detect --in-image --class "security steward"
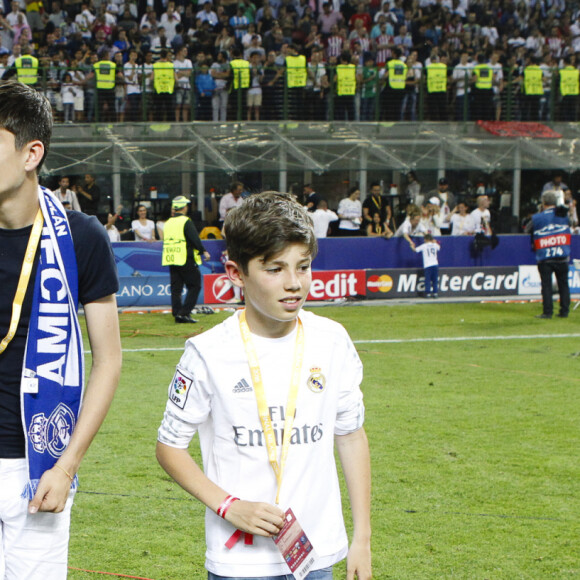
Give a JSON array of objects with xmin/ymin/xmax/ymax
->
[
  {"xmin": 162, "ymin": 196, "xmax": 211, "ymax": 323},
  {"xmin": 153, "ymin": 48, "xmax": 175, "ymax": 121},
  {"xmin": 383, "ymin": 47, "xmax": 407, "ymax": 121},
  {"xmin": 426, "ymin": 53, "xmax": 448, "ymax": 121},
  {"xmin": 559, "ymin": 56, "xmax": 579, "ymax": 122},
  {"xmin": 334, "ymin": 50, "xmax": 356, "ymax": 120},
  {"xmin": 531, "ymin": 190, "xmax": 571, "ymax": 319},
  {"xmin": 522, "ymin": 56, "xmax": 543, "ymax": 121},
  {"xmin": 230, "ymin": 46, "xmax": 250, "ymax": 118},
  {"xmin": 93, "ymin": 50, "xmax": 116, "ymax": 122},
  {"xmin": 471, "ymin": 53, "xmax": 493, "ymax": 120},
  {"xmin": 285, "ymin": 44, "xmax": 307, "ymax": 120},
  {"xmin": 14, "ymin": 49, "xmax": 39, "ymax": 87}
]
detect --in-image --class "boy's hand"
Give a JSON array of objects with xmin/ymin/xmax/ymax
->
[
  {"xmin": 28, "ymin": 466, "xmax": 72, "ymax": 514},
  {"xmin": 346, "ymin": 537, "xmax": 372, "ymax": 579},
  {"xmin": 225, "ymin": 500, "xmax": 285, "ymax": 537}
]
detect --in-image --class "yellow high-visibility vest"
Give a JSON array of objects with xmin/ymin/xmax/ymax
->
[
  {"xmin": 15, "ymin": 56, "xmax": 38, "ymax": 85},
  {"xmin": 426, "ymin": 62, "xmax": 447, "ymax": 93},
  {"xmin": 387, "ymin": 59, "xmax": 407, "ymax": 90},
  {"xmin": 153, "ymin": 61, "xmax": 175, "ymax": 93},
  {"xmin": 524, "ymin": 65, "xmax": 543, "ymax": 95},
  {"xmin": 230, "ymin": 59, "xmax": 250, "ymax": 89},
  {"xmin": 336, "ymin": 64, "xmax": 356, "ymax": 96},
  {"xmin": 286, "ymin": 54, "xmax": 307, "ymax": 88},
  {"xmin": 560, "ymin": 66, "xmax": 579, "ymax": 96},
  {"xmin": 473, "ymin": 64, "xmax": 493, "ymax": 89},
  {"xmin": 162, "ymin": 215, "xmax": 189, "ymax": 266},
  {"xmin": 93, "ymin": 60, "xmax": 116, "ymax": 89}
]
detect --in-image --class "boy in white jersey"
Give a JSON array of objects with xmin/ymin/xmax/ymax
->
[
  {"xmin": 414, "ymin": 233, "xmax": 440, "ymax": 298},
  {"xmin": 157, "ymin": 192, "xmax": 372, "ymax": 580}
]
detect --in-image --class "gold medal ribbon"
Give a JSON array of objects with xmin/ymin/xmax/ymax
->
[
  {"xmin": 239, "ymin": 309, "xmax": 304, "ymax": 505},
  {"xmin": 0, "ymin": 209, "xmax": 44, "ymax": 355}
]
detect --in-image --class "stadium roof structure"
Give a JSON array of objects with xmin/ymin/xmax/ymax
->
[{"xmin": 44, "ymin": 121, "xmax": 580, "ymax": 178}]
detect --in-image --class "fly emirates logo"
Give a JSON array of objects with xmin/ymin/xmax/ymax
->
[{"xmin": 233, "ymin": 405, "xmax": 324, "ymax": 447}]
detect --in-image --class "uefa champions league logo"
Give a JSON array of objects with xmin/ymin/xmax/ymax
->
[{"xmin": 28, "ymin": 403, "xmax": 76, "ymax": 458}]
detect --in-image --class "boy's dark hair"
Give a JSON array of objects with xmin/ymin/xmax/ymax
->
[
  {"xmin": 0, "ymin": 81, "xmax": 53, "ymax": 171},
  {"xmin": 424, "ymin": 233, "xmax": 434, "ymax": 241},
  {"xmin": 224, "ymin": 191, "xmax": 318, "ymax": 274}
]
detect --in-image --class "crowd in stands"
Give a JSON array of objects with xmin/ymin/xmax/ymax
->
[
  {"xmin": 3, "ymin": 0, "xmax": 580, "ymax": 122},
  {"xmin": 52, "ymin": 170, "xmax": 578, "ymax": 242}
]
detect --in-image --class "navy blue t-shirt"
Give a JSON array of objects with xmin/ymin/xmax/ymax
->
[{"xmin": 0, "ymin": 211, "xmax": 119, "ymax": 458}]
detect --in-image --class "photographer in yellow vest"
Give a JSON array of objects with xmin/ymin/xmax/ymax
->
[
  {"xmin": 162, "ymin": 196, "xmax": 210, "ymax": 323},
  {"xmin": 285, "ymin": 44, "xmax": 307, "ymax": 119},
  {"xmin": 93, "ymin": 51, "xmax": 116, "ymax": 122},
  {"xmin": 558, "ymin": 56, "xmax": 579, "ymax": 121},
  {"xmin": 426, "ymin": 53, "xmax": 448, "ymax": 121},
  {"xmin": 153, "ymin": 49, "xmax": 175, "ymax": 121}
]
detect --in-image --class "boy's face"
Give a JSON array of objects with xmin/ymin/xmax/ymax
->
[{"xmin": 227, "ymin": 243, "xmax": 312, "ymax": 337}]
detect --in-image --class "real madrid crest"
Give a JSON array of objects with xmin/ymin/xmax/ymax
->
[{"xmin": 307, "ymin": 367, "xmax": 326, "ymax": 393}]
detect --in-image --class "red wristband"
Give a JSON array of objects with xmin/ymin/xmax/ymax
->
[{"xmin": 217, "ymin": 495, "xmax": 239, "ymax": 519}]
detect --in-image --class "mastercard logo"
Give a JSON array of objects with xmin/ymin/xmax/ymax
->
[{"xmin": 367, "ymin": 274, "xmax": 393, "ymax": 293}]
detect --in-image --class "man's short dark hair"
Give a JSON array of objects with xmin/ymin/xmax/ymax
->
[{"xmin": 0, "ymin": 81, "xmax": 53, "ymax": 171}]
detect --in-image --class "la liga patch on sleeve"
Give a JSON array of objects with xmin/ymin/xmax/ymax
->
[{"xmin": 169, "ymin": 369, "xmax": 193, "ymax": 409}]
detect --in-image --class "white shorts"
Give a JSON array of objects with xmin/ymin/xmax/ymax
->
[
  {"xmin": 247, "ymin": 91, "xmax": 262, "ymax": 107},
  {"xmin": 0, "ymin": 458, "xmax": 75, "ymax": 580}
]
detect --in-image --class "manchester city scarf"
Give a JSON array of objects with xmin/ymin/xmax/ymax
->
[{"xmin": 21, "ymin": 186, "xmax": 84, "ymax": 499}]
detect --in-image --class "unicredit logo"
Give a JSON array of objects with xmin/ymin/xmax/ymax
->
[{"xmin": 211, "ymin": 275, "xmax": 236, "ymax": 302}]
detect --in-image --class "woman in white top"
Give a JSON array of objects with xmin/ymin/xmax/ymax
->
[
  {"xmin": 337, "ymin": 186, "xmax": 363, "ymax": 236},
  {"xmin": 131, "ymin": 204, "xmax": 156, "ymax": 242}
]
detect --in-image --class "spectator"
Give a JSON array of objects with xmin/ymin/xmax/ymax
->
[
  {"xmin": 113, "ymin": 51, "xmax": 126, "ymax": 122},
  {"xmin": 430, "ymin": 177, "xmax": 456, "ymax": 234},
  {"xmin": 366, "ymin": 211, "xmax": 393, "ymax": 238},
  {"xmin": 337, "ymin": 186, "xmax": 363, "ymax": 236},
  {"xmin": 247, "ymin": 50, "xmax": 263, "ymax": 120},
  {"xmin": 211, "ymin": 50, "xmax": 231, "ymax": 121},
  {"xmin": 405, "ymin": 171, "xmax": 422, "ymax": 206},
  {"xmin": 195, "ymin": 61, "xmax": 215, "ymax": 120},
  {"xmin": 196, "ymin": 1, "xmax": 218, "ymax": 28},
  {"xmin": 160, "ymin": 1, "xmax": 181, "ymax": 43},
  {"xmin": 421, "ymin": 197, "xmax": 443, "ymax": 236},
  {"xmin": 218, "ymin": 181, "xmax": 245, "ymax": 226},
  {"xmin": 542, "ymin": 173, "xmax": 571, "ymax": 206},
  {"xmin": 311, "ymin": 198, "xmax": 339, "ymax": 237},
  {"xmin": 470, "ymin": 194, "xmax": 492, "ymax": 235},
  {"xmin": 124, "ymin": 48, "xmax": 142, "ymax": 121},
  {"xmin": 395, "ymin": 205, "xmax": 427, "ymax": 247},
  {"xmin": 105, "ymin": 212, "xmax": 121, "ymax": 242},
  {"xmin": 445, "ymin": 201, "xmax": 473, "ymax": 236},
  {"xmin": 77, "ymin": 174, "xmax": 101, "ymax": 216},
  {"xmin": 230, "ymin": 5, "xmax": 249, "ymax": 43},
  {"xmin": 53, "ymin": 176, "xmax": 82, "ymax": 211},
  {"xmin": 174, "ymin": 45, "xmax": 193, "ymax": 122},
  {"xmin": 132, "ymin": 204, "xmax": 156, "ymax": 242},
  {"xmin": 362, "ymin": 181, "xmax": 392, "ymax": 231},
  {"xmin": 318, "ymin": 2, "xmax": 343, "ymax": 37}
]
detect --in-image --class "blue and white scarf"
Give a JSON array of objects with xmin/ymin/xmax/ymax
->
[{"xmin": 21, "ymin": 186, "xmax": 84, "ymax": 499}]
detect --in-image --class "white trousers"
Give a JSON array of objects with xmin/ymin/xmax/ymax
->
[{"xmin": 0, "ymin": 458, "xmax": 74, "ymax": 580}]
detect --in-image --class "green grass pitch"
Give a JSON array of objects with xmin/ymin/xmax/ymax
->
[{"xmin": 68, "ymin": 302, "xmax": 579, "ymax": 579}]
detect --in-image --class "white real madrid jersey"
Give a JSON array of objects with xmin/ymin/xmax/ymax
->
[{"xmin": 158, "ymin": 309, "xmax": 365, "ymax": 577}]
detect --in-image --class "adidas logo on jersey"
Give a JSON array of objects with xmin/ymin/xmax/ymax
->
[{"xmin": 232, "ymin": 378, "xmax": 253, "ymax": 394}]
